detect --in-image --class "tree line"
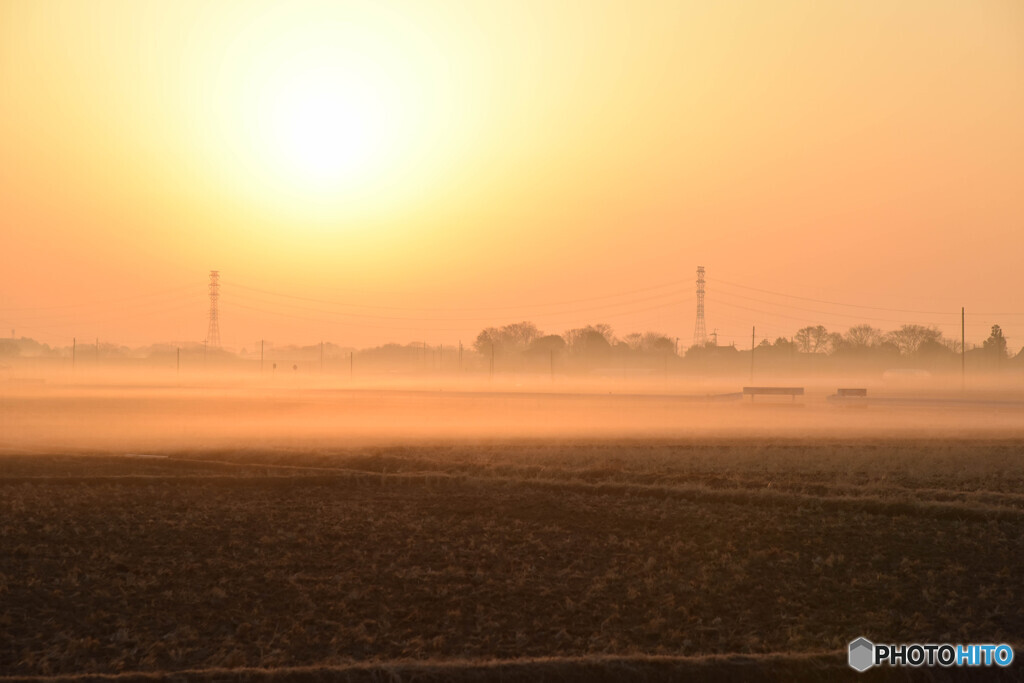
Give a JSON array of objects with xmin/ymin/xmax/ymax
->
[
  {"xmin": 0, "ymin": 322, "xmax": 1015, "ymax": 372},
  {"xmin": 759, "ymin": 323, "xmax": 1008, "ymax": 358},
  {"xmin": 468, "ymin": 321, "xmax": 1012, "ymax": 358}
]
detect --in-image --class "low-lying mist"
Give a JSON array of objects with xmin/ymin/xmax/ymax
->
[{"xmin": 3, "ymin": 364, "xmax": 1023, "ymax": 454}]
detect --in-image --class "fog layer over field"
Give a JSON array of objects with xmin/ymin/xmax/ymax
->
[
  {"xmin": 3, "ymin": 366, "xmax": 1023, "ymax": 452},
  {"xmin": 4, "ymin": 368, "xmax": 1024, "ymax": 678}
]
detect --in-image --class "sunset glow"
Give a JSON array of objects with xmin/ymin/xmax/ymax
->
[
  {"xmin": 3, "ymin": 4, "xmax": 1024, "ymax": 678},
  {"xmin": 1, "ymin": 0, "xmax": 1022, "ymax": 348}
]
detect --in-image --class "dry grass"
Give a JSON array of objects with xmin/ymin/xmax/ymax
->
[{"xmin": 2, "ymin": 439, "xmax": 1023, "ymax": 678}]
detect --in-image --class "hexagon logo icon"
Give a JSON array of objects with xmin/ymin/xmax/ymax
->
[{"xmin": 848, "ymin": 637, "xmax": 874, "ymax": 672}]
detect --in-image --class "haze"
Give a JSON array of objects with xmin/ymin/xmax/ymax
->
[
  {"xmin": 3, "ymin": 5, "xmax": 1024, "ymax": 677},
  {"xmin": 2, "ymin": 1, "xmax": 1023, "ymax": 350}
]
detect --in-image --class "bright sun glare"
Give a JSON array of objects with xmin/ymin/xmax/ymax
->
[
  {"xmin": 204, "ymin": 8, "xmax": 457, "ymax": 214},
  {"xmin": 263, "ymin": 60, "xmax": 387, "ymax": 187}
]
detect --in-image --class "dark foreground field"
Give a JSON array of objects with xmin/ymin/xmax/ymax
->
[{"xmin": 2, "ymin": 440, "xmax": 1023, "ymax": 681}]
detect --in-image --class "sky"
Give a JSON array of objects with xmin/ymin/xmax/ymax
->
[{"xmin": 1, "ymin": 0, "xmax": 1022, "ymax": 351}]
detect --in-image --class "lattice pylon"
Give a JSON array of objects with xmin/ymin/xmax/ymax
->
[
  {"xmin": 206, "ymin": 270, "xmax": 221, "ymax": 348},
  {"xmin": 693, "ymin": 266, "xmax": 706, "ymax": 347}
]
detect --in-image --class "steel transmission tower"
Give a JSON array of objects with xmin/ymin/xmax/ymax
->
[
  {"xmin": 693, "ymin": 266, "xmax": 707, "ymax": 347},
  {"xmin": 206, "ymin": 270, "xmax": 221, "ymax": 348}
]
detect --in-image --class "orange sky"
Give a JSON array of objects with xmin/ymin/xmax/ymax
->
[{"xmin": 1, "ymin": 0, "xmax": 1022, "ymax": 350}]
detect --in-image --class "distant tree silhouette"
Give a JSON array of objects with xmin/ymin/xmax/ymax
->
[
  {"xmin": 473, "ymin": 321, "xmax": 540, "ymax": 355},
  {"xmin": 794, "ymin": 325, "xmax": 829, "ymax": 353},
  {"xmin": 983, "ymin": 324, "xmax": 1008, "ymax": 357},
  {"xmin": 642, "ymin": 333, "xmax": 675, "ymax": 354},
  {"xmin": 502, "ymin": 321, "xmax": 541, "ymax": 348},
  {"xmin": 771, "ymin": 336, "xmax": 798, "ymax": 353},
  {"xmin": 752, "ymin": 337, "xmax": 798, "ymax": 363},
  {"xmin": 623, "ymin": 333, "xmax": 644, "ymax": 351},
  {"xmin": 916, "ymin": 338, "xmax": 956, "ymax": 358},
  {"xmin": 885, "ymin": 325, "xmax": 942, "ymax": 355},
  {"xmin": 564, "ymin": 325, "xmax": 614, "ymax": 356},
  {"xmin": 473, "ymin": 327, "xmax": 503, "ymax": 354},
  {"xmin": 844, "ymin": 324, "xmax": 883, "ymax": 349},
  {"xmin": 622, "ymin": 332, "xmax": 673, "ymax": 354},
  {"xmin": 527, "ymin": 334, "xmax": 566, "ymax": 355}
]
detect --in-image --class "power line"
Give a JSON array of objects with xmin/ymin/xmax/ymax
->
[
  {"xmin": 221, "ymin": 295, "xmax": 696, "ymax": 333},
  {"xmin": 706, "ymin": 297, "xmax": 956, "ymax": 328},
  {"xmin": 0, "ymin": 288, "xmax": 207, "ymax": 323},
  {"xmin": 7, "ymin": 298, "xmax": 207, "ymax": 339},
  {"xmin": 0, "ymin": 283, "xmax": 203, "ymax": 312},
  {"xmin": 221, "ymin": 277, "xmax": 692, "ymax": 313},
  {"xmin": 707, "ymin": 290, "xmax": 957, "ymax": 326},
  {"xmin": 708, "ymin": 276, "xmax": 962, "ymax": 317},
  {"xmin": 224, "ymin": 286, "xmax": 692, "ymax": 323}
]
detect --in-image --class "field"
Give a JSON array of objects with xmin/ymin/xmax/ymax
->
[{"xmin": 2, "ymin": 387, "xmax": 1024, "ymax": 680}]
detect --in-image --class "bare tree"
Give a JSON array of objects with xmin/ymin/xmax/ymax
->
[
  {"xmin": 502, "ymin": 321, "xmax": 541, "ymax": 348},
  {"xmin": 564, "ymin": 325, "xmax": 615, "ymax": 355},
  {"xmin": 794, "ymin": 325, "xmax": 830, "ymax": 353},
  {"xmin": 844, "ymin": 324, "xmax": 883, "ymax": 348},
  {"xmin": 641, "ymin": 332, "xmax": 675, "ymax": 354},
  {"xmin": 623, "ymin": 333, "xmax": 644, "ymax": 351},
  {"xmin": 885, "ymin": 325, "xmax": 942, "ymax": 355}
]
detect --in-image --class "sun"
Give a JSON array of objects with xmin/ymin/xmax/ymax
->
[
  {"xmin": 196, "ymin": 6, "xmax": 461, "ymax": 217},
  {"xmin": 260, "ymin": 56, "xmax": 390, "ymax": 189},
  {"xmin": 246, "ymin": 45, "xmax": 399, "ymax": 192}
]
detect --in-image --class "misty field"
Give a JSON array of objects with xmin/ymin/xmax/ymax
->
[{"xmin": 2, "ymin": 436, "xmax": 1023, "ymax": 681}]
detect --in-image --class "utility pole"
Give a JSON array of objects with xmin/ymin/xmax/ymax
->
[
  {"xmin": 961, "ymin": 307, "xmax": 965, "ymax": 392},
  {"xmin": 750, "ymin": 326, "xmax": 755, "ymax": 383}
]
